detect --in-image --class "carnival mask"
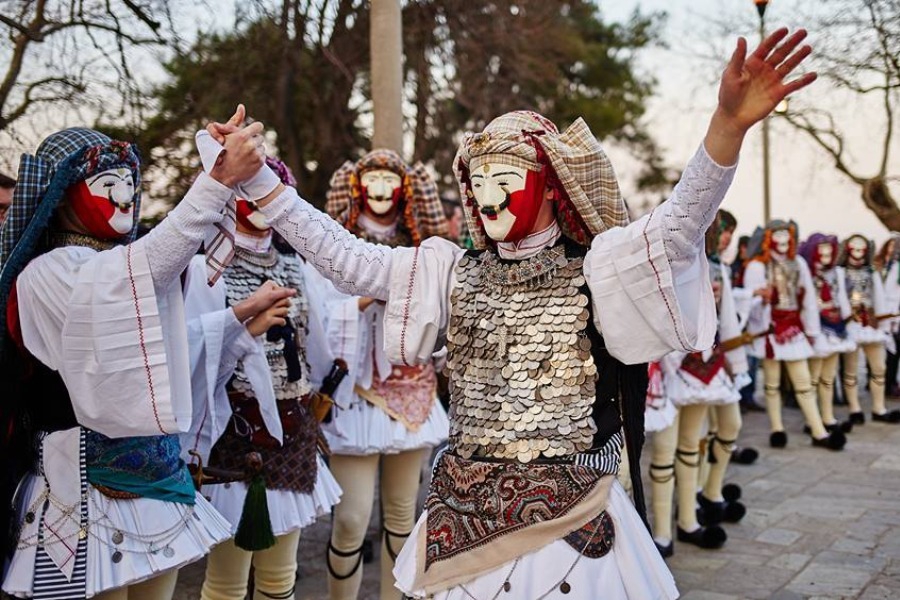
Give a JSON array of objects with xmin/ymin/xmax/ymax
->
[
  {"xmin": 771, "ymin": 229, "xmax": 791, "ymax": 256},
  {"xmin": 236, "ymin": 198, "xmax": 270, "ymax": 232},
  {"xmin": 847, "ymin": 236, "xmax": 868, "ymax": 265},
  {"xmin": 66, "ymin": 167, "xmax": 135, "ymax": 239},
  {"xmin": 470, "ymin": 163, "xmax": 547, "ymax": 242},
  {"xmin": 360, "ymin": 169, "xmax": 402, "ymax": 216},
  {"xmin": 816, "ymin": 242, "xmax": 834, "ymax": 268}
]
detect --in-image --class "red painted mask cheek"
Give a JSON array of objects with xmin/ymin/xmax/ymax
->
[
  {"xmin": 502, "ymin": 168, "xmax": 547, "ymax": 242},
  {"xmin": 66, "ymin": 181, "xmax": 122, "ymax": 240},
  {"xmin": 235, "ymin": 199, "xmax": 268, "ymax": 231}
]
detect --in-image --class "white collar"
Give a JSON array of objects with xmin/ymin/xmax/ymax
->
[
  {"xmin": 497, "ymin": 222, "xmax": 562, "ymax": 259},
  {"xmin": 235, "ymin": 229, "xmax": 273, "ymax": 253},
  {"xmin": 358, "ymin": 213, "xmax": 398, "ymax": 238}
]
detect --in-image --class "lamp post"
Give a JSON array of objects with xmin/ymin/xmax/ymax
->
[
  {"xmin": 371, "ymin": 0, "xmax": 403, "ymax": 153},
  {"xmin": 754, "ymin": 0, "xmax": 772, "ymax": 224}
]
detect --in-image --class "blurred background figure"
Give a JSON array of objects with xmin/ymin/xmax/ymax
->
[{"xmin": 0, "ymin": 172, "xmax": 15, "ymax": 227}]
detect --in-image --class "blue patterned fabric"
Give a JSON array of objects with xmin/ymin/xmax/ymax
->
[
  {"xmin": 84, "ymin": 430, "xmax": 195, "ymax": 505},
  {"xmin": 0, "ymin": 128, "xmax": 142, "ymax": 354}
]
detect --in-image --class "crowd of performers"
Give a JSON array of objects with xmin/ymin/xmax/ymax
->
[
  {"xmin": 0, "ymin": 26, "xmax": 849, "ymax": 600},
  {"xmin": 645, "ymin": 212, "xmax": 900, "ymax": 559}
]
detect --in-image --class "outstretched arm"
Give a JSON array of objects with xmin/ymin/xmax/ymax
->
[
  {"xmin": 663, "ymin": 28, "xmax": 816, "ymax": 271},
  {"xmin": 255, "ymin": 185, "xmax": 394, "ymax": 301}
]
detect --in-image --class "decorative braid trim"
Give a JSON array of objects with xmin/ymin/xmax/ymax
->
[
  {"xmin": 400, "ymin": 248, "xmax": 419, "ymax": 366},
  {"xmin": 643, "ymin": 209, "xmax": 690, "ymax": 351},
  {"xmin": 127, "ymin": 244, "xmax": 166, "ymax": 434}
]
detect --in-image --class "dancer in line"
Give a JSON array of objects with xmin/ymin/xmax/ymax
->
[{"xmin": 205, "ymin": 28, "xmax": 817, "ymax": 599}]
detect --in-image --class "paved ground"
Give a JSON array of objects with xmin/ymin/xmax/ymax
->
[{"xmin": 171, "ymin": 397, "xmax": 900, "ymax": 599}]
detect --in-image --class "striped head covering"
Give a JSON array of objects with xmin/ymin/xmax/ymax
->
[
  {"xmin": 325, "ymin": 148, "xmax": 449, "ymax": 246},
  {"xmin": 0, "ymin": 128, "xmax": 142, "ymax": 353},
  {"xmin": 454, "ymin": 111, "xmax": 627, "ymax": 249}
]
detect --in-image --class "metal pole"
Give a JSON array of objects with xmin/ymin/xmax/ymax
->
[
  {"xmin": 370, "ymin": 0, "xmax": 404, "ymax": 153},
  {"xmin": 760, "ymin": 15, "xmax": 772, "ymax": 224}
]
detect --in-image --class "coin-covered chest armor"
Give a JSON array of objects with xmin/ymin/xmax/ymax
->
[
  {"xmin": 445, "ymin": 245, "xmax": 598, "ymax": 463},
  {"xmin": 845, "ymin": 267, "xmax": 874, "ymax": 314},
  {"xmin": 769, "ymin": 258, "xmax": 801, "ymax": 311},
  {"xmin": 223, "ymin": 248, "xmax": 313, "ymax": 400}
]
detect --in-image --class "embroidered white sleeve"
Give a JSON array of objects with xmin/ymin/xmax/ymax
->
[
  {"xmin": 136, "ymin": 172, "xmax": 234, "ymax": 290},
  {"xmin": 259, "ymin": 186, "xmax": 394, "ymax": 301},
  {"xmin": 660, "ymin": 144, "xmax": 737, "ymax": 273}
]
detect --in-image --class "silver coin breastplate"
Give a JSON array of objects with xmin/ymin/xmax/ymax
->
[
  {"xmin": 769, "ymin": 258, "xmax": 801, "ymax": 311},
  {"xmin": 445, "ymin": 246, "xmax": 598, "ymax": 463},
  {"xmin": 845, "ymin": 267, "xmax": 874, "ymax": 312},
  {"xmin": 223, "ymin": 249, "xmax": 313, "ymax": 400}
]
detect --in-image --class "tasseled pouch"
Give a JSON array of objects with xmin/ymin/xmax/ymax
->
[{"xmin": 234, "ymin": 472, "xmax": 275, "ymax": 551}]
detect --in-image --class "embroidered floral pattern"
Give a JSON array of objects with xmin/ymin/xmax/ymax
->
[{"xmin": 424, "ymin": 452, "xmax": 604, "ymax": 571}]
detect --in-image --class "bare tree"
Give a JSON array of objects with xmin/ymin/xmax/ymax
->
[
  {"xmin": 780, "ymin": 0, "xmax": 900, "ymax": 229},
  {"xmin": 0, "ymin": 0, "xmax": 176, "ymax": 136}
]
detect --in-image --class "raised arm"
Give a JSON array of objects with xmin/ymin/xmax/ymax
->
[
  {"xmin": 136, "ymin": 110, "xmax": 265, "ymax": 290},
  {"xmin": 256, "ymin": 186, "xmax": 394, "ymax": 301},
  {"xmin": 663, "ymin": 28, "xmax": 816, "ymax": 271}
]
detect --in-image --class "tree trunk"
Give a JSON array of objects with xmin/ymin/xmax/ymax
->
[
  {"xmin": 370, "ymin": 0, "xmax": 403, "ymax": 153},
  {"xmin": 862, "ymin": 177, "xmax": 900, "ymax": 232}
]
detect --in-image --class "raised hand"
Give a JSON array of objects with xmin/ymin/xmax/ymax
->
[
  {"xmin": 209, "ymin": 119, "xmax": 266, "ymax": 188},
  {"xmin": 717, "ymin": 28, "xmax": 816, "ymax": 134},
  {"xmin": 703, "ymin": 28, "xmax": 816, "ymax": 166}
]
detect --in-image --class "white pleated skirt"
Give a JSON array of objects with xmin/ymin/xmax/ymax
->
[
  {"xmin": 813, "ymin": 330, "xmax": 857, "ymax": 357},
  {"xmin": 203, "ymin": 454, "xmax": 342, "ymax": 536},
  {"xmin": 668, "ymin": 370, "xmax": 746, "ymax": 407},
  {"xmin": 645, "ymin": 397, "xmax": 677, "ymax": 433},
  {"xmin": 3, "ymin": 474, "xmax": 231, "ymax": 598},
  {"xmin": 324, "ymin": 396, "xmax": 449, "ymax": 455},
  {"xmin": 393, "ymin": 481, "xmax": 679, "ymax": 600}
]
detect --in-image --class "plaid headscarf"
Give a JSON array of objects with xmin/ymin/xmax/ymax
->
[
  {"xmin": 454, "ymin": 111, "xmax": 627, "ymax": 249},
  {"xmin": 0, "ymin": 128, "xmax": 142, "ymax": 353},
  {"xmin": 325, "ymin": 148, "xmax": 448, "ymax": 246}
]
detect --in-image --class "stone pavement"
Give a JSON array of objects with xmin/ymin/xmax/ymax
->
[{"xmin": 172, "ymin": 399, "xmax": 900, "ymax": 599}]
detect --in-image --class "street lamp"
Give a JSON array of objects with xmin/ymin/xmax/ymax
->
[{"xmin": 754, "ymin": 0, "xmax": 772, "ymax": 224}]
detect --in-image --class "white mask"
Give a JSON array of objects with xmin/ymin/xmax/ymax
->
[
  {"xmin": 360, "ymin": 169, "xmax": 402, "ymax": 216},
  {"xmin": 70, "ymin": 167, "xmax": 135, "ymax": 237},
  {"xmin": 816, "ymin": 242, "xmax": 833, "ymax": 268},
  {"xmin": 771, "ymin": 229, "xmax": 791, "ymax": 256},
  {"xmin": 847, "ymin": 237, "xmax": 868, "ymax": 263},
  {"xmin": 470, "ymin": 163, "xmax": 531, "ymax": 241}
]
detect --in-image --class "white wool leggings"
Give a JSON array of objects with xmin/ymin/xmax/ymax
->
[
  {"xmin": 201, "ymin": 531, "xmax": 301, "ymax": 600},
  {"xmin": 762, "ymin": 358, "xmax": 827, "ymax": 438},
  {"xmin": 702, "ymin": 402, "xmax": 742, "ymax": 502},
  {"xmin": 809, "ymin": 353, "xmax": 841, "ymax": 425},
  {"xmin": 650, "ymin": 416, "xmax": 678, "ymax": 543},
  {"xmin": 326, "ymin": 448, "xmax": 430, "ymax": 600},
  {"xmin": 842, "ymin": 343, "xmax": 888, "ymax": 415},
  {"xmin": 93, "ymin": 570, "xmax": 178, "ymax": 600}
]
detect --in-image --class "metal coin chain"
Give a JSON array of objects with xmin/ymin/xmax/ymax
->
[{"xmin": 453, "ymin": 514, "xmax": 604, "ymax": 599}]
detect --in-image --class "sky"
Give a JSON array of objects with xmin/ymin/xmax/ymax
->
[
  {"xmin": 599, "ymin": 0, "xmax": 897, "ymax": 248},
  {"xmin": 1, "ymin": 0, "xmax": 895, "ymax": 248}
]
